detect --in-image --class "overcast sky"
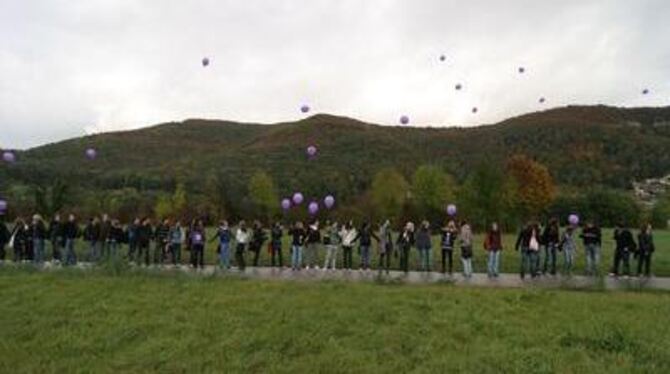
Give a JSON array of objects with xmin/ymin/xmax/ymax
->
[{"xmin": 1, "ymin": 0, "xmax": 669, "ymax": 149}]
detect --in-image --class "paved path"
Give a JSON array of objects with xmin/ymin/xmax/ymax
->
[{"xmin": 12, "ymin": 261, "xmax": 670, "ymax": 291}]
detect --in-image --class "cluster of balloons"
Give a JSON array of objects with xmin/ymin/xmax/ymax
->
[{"xmin": 282, "ymin": 193, "xmax": 336, "ymax": 215}]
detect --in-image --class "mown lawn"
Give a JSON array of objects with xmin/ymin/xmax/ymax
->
[
  {"xmin": 42, "ymin": 228, "xmax": 670, "ymax": 276},
  {"xmin": 0, "ymin": 268, "xmax": 669, "ymax": 373}
]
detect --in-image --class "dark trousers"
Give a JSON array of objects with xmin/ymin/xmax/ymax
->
[
  {"xmin": 236, "ymin": 243, "xmax": 246, "ymax": 270},
  {"xmin": 637, "ymin": 252, "xmax": 652, "ymax": 276},
  {"xmin": 543, "ymin": 244, "xmax": 558, "ymax": 275},
  {"xmin": 127, "ymin": 241, "xmax": 137, "ymax": 261},
  {"xmin": 250, "ymin": 246, "xmax": 261, "ymax": 266},
  {"xmin": 271, "ymin": 244, "xmax": 282, "ymax": 267},
  {"xmin": 13, "ymin": 245, "xmax": 22, "ymax": 262},
  {"xmin": 137, "ymin": 243, "xmax": 150, "ymax": 265},
  {"xmin": 378, "ymin": 252, "xmax": 392, "ymax": 274},
  {"xmin": 441, "ymin": 248, "xmax": 453, "ymax": 274},
  {"xmin": 342, "ymin": 246, "xmax": 353, "ymax": 269},
  {"xmin": 170, "ymin": 243, "xmax": 181, "ymax": 265},
  {"xmin": 0, "ymin": 243, "xmax": 6, "ymax": 260},
  {"xmin": 612, "ymin": 248, "xmax": 630, "ymax": 276},
  {"xmin": 191, "ymin": 244, "xmax": 204, "ymax": 268},
  {"xmin": 153, "ymin": 242, "xmax": 166, "ymax": 265},
  {"xmin": 400, "ymin": 247, "xmax": 410, "ymax": 273},
  {"xmin": 51, "ymin": 240, "xmax": 63, "ymax": 262}
]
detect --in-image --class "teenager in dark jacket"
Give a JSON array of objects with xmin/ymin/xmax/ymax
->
[
  {"xmin": 62, "ymin": 214, "xmax": 80, "ymax": 266},
  {"xmin": 354, "ymin": 221, "xmax": 379, "ymax": 271},
  {"xmin": 0, "ymin": 219, "xmax": 10, "ymax": 261},
  {"xmin": 190, "ymin": 220, "xmax": 206, "ymax": 269},
  {"xmin": 610, "ymin": 222, "xmax": 636, "ymax": 277},
  {"xmin": 108, "ymin": 219, "xmax": 125, "ymax": 259},
  {"xmin": 377, "ymin": 220, "xmax": 393, "ymax": 275},
  {"xmin": 210, "ymin": 220, "xmax": 231, "ymax": 269},
  {"xmin": 153, "ymin": 218, "xmax": 170, "ymax": 265},
  {"xmin": 48, "ymin": 213, "xmax": 64, "ymax": 263},
  {"xmin": 484, "ymin": 222, "xmax": 503, "ymax": 278},
  {"xmin": 288, "ymin": 221, "xmax": 306, "ymax": 271},
  {"xmin": 397, "ymin": 222, "xmax": 415, "ymax": 273},
  {"xmin": 136, "ymin": 218, "xmax": 153, "ymax": 266},
  {"xmin": 515, "ymin": 222, "xmax": 540, "ymax": 279},
  {"xmin": 84, "ymin": 217, "xmax": 102, "ymax": 262},
  {"xmin": 304, "ymin": 220, "xmax": 322, "ymax": 270},
  {"xmin": 541, "ymin": 218, "xmax": 560, "ymax": 275},
  {"xmin": 636, "ymin": 223, "xmax": 655, "ymax": 277},
  {"xmin": 414, "ymin": 221, "xmax": 432, "ymax": 272},
  {"xmin": 440, "ymin": 220, "xmax": 458, "ymax": 275},
  {"xmin": 580, "ymin": 221, "xmax": 602, "ymax": 276},
  {"xmin": 248, "ymin": 220, "xmax": 268, "ymax": 267},
  {"xmin": 126, "ymin": 218, "xmax": 140, "ymax": 261},
  {"xmin": 99, "ymin": 214, "xmax": 112, "ymax": 259},
  {"xmin": 31, "ymin": 214, "xmax": 48, "ymax": 264},
  {"xmin": 270, "ymin": 222, "xmax": 284, "ymax": 268}
]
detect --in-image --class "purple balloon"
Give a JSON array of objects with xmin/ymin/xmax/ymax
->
[
  {"xmin": 568, "ymin": 214, "xmax": 580, "ymax": 226},
  {"xmin": 281, "ymin": 198, "xmax": 291, "ymax": 211},
  {"xmin": 2, "ymin": 151, "xmax": 15, "ymax": 163},
  {"xmin": 0, "ymin": 199, "xmax": 7, "ymax": 214},
  {"xmin": 399, "ymin": 115, "xmax": 410, "ymax": 125},
  {"xmin": 202, "ymin": 57, "xmax": 210, "ymax": 67},
  {"xmin": 324, "ymin": 195, "xmax": 335, "ymax": 209},
  {"xmin": 301, "ymin": 104, "xmax": 310, "ymax": 113},
  {"xmin": 447, "ymin": 204, "xmax": 457, "ymax": 216},
  {"xmin": 472, "ymin": 107, "xmax": 478, "ymax": 114},
  {"xmin": 539, "ymin": 97, "xmax": 546, "ymax": 104},
  {"xmin": 518, "ymin": 67, "xmax": 525, "ymax": 74},
  {"xmin": 85, "ymin": 148, "xmax": 97, "ymax": 160},
  {"xmin": 439, "ymin": 55, "xmax": 446, "ymax": 62},
  {"xmin": 306, "ymin": 145, "xmax": 317, "ymax": 157},
  {"xmin": 292, "ymin": 192, "xmax": 304, "ymax": 205},
  {"xmin": 308, "ymin": 201, "xmax": 319, "ymax": 215},
  {"xmin": 642, "ymin": 88, "xmax": 649, "ymax": 95},
  {"xmin": 455, "ymin": 83, "xmax": 462, "ymax": 91}
]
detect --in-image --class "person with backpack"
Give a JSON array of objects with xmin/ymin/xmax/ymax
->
[
  {"xmin": 31, "ymin": 214, "xmax": 48, "ymax": 264},
  {"xmin": 270, "ymin": 222, "xmax": 284, "ymax": 268},
  {"xmin": 484, "ymin": 222, "xmax": 503, "ymax": 278},
  {"xmin": 377, "ymin": 220, "xmax": 394, "ymax": 275},
  {"xmin": 339, "ymin": 220, "xmax": 357, "ymax": 271},
  {"xmin": 126, "ymin": 218, "xmax": 140, "ymax": 262},
  {"xmin": 153, "ymin": 218, "xmax": 170, "ymax": 265},
  {"xmin": 460, "ymin": 220, "xmax": 474, "ymax": 278},
  {"xmin": 189, "ymin": 219, "xmax": 206, "ymax": 269},
  {"xmin": 440, "ymin": 220, "xmax": 458, "ymax": 275},
  {"xmin": 559, "ymin": 225, "xmax": 577, "ymax": 275},
  {"xmin": 580, "ymin": 221, "xmax": 602, "ymax": 276},
  {"xmin": 323, "ymin": 220, "xmax": 340, "ymax": 271},
  {"xmin": 397, "ymin": 222, "xmax": 415, "ymax": 274},
  {"xmin": 304, "ymin": 220, "xmax": 321, "ymax": 270},
  {"xmin": 415, "ymin": 221, "xmax": 432, "ymax": 272},
  {"xmin": 636, "ymin": 223, "xmax": 655, "ymax": 277},
  {"xmin": 610, "ymin": 222, "xmax": 636, "ymax": 277},
  {"xmin": 354, "ymin": 221, "xmax": 379, "ymax": 271},
  {"xmin": 136, "ymin": 218, "xmax": 153, "ymax": 266},
  {"xmin": 249, "ymin": 220, "xmax": 268, "ymax": 267},
  {"xmin": 515, "ymin": 222, "xmax": 540, "ymax": 279},
  {"xmin": 48, "ymin": 213, "xmax": 64, "ymax": 263},
  {"xmin": 210, "ymin": 220, "xmax": 231, "ymax": 269},
  {"xmin": 541, "ymin": 218, "xmax": 560, "ymax": 275},
  {"xmin": 62, "ymin": 214, "xmax": 80, "ymax": 266},
  {"xmin": 235, "ymin": 220, "xmax": 251, "ymax": 271},
  {"xmin": 289, "ymin": 221, "xmax": 306, "ymax": 271}
]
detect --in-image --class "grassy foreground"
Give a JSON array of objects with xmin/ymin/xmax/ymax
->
[{"xmin": 0, "ymin": 268, "xmax": 669, "ymax": 373}]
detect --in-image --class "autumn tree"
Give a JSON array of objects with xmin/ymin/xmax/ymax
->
[
  {"xmin": 370, "ymin": 168, "xmax": 409, "ymax": 220},
  {"xmin": 506, "ymin": 154, "xmax": 556, "ymax": 218}
]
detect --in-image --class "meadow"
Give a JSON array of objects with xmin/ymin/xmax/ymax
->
[{"xmin": 0, "ymin": 268, "xmax": 668, "ymax": 373}]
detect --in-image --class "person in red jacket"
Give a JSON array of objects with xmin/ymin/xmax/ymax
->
[{"xmin": 484, "ymin": 222, "xmax": 503, "ymax": 278}]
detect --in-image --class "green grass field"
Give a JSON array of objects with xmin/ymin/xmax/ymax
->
[
  {"xmin": 19, "ymin": 228, "xmax": 669, "ymax": 276},
  {"xmin": 0, "ymin": 268, "xmax": 668, "ymax": 373}
]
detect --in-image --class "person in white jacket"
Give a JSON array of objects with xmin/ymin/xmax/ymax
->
[
  {"xmin": 339, "ymin": 220, "xmax": 358, "ymax": 270},
  {"xmin": 235, "ymin": 221, "xmax": 251, "ymax": 270}
]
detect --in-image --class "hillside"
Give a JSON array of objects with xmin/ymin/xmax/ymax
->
[{"xmin": 2, "ymin": 104, "xmax": 670, "ymax": 214}]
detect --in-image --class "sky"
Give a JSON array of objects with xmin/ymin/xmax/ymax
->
[{"xmin": 1, "ymin": 0, "xmax": 669, "ymax": 149}]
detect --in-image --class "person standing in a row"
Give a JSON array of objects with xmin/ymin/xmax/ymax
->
[
  {"xmin": 542, "ymin": 218, "xmax": 560, "ymax": 275},
  {"xmin": 63, "ymin": 214, "xmax": 80, "ymax": 266},
  {"xmin": 211, "ymin": 220, "xmax": 230, "ymax": 269},
  {"xmin": 460, "ymin": 220, "xmax": 474, "ymax": 278},
  {"xmin": 190, "ymin": 220, "xmax": 206, "ymax": 269},
  {"xmin": 611, "ymin": 222, "xmax": 636, "ymax": 277},
  {"xmin": 235, "ymin": 221, "xmax": 250, "ymax": 271},
  {"xmin": 416, "ymin": 221, "xmax": 432, "ymax": 272},
  {"xmin": 355, "ymin": 222, "xmax": 378, "ymax": 271},
  {"xmin": 31, "ymin": 214, "xmax": 47, "ymax": 264},
  {"xmin": 484, "ymin": 222, "xmax": 502, "ymax": 278},
  {"xmin": 340, "ymin": 221, "xmax": 357, "ymax": 271},
  {"xmin": 136, "ymin": 218, "xmax": 152, "ymax": 265},
  {"xmin": 580, "ymin": 221, "xmax": 602, "ymax": 276},
  {"xmin": 378, "ymin": 220, "xmax": 393, "ymax": 275},
  {"xmin": 270, "ymin": 222, "xmax": 283, "ymax": 268},
  {"xmin": 249, "ymin": 221, "xmax": 267, "ymax": 267},
  {"xmin": 440, "ymin": 221, "xmax": 458, "ymax": 275},
  {"xmin": 397, "ymin": 222, "xmax": 415, "ymax": 274},
  {"xmin": 304, "ymin": 221, "xmax": 321, "ymax": 270},
  {"xmin": 289, "ymin": 221, "xmax": 306, "ymax": 271},
  {"xmin": 48, "ymin": 213, "xmax": 64, "ymax": 263},
  {"xmin": 637, "ymin": 223, "xmax": 655, "ymax": 277}
]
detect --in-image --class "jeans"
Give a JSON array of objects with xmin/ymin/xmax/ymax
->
[
  {"xmin": 153, "ymin": 241, "xmax": 166, "ymax": 265},
  {"xmin": 171, "ymin": 243, "xmax": 182, "ymax": 265},
  {"xmin": 218, "ymin": 242, "xmax": 229, "ymax": 268},
  {"xmin": 441, "ymin": 248, "xmax": 453, "ymax": 274},
  {"xmin": 324, "ymin": 244, "xmax": 337, "ymax": 269},
  {"xmin": 270, "ymin": 243, "xmax": 282, "ymax": 267},
  {"xmin": 461, "ymin": 258, "xmax": 473, "ymax": 277},
  {"xmin": 342, "ymin": 246, "xmax": 353, "ymax": 269},
  {"xmin": 64, "ymin": 239, "xmax": 77, "ymax": 266},
  {"xmin": 520, "ymin": 248, "xmax": 534, "ymax": 278},
  {"xmin": 127, "ymin": 240, "xmax": 137, "ymax": 261},
  {"xmin": 305, "ymin": 243, "xmax": 319, "ymax": 268},
  {"xmin": 585, "ymin": 244, "xmax": 600, "ymax": 276},
  {"xmin": 487, "ymin": 250, "xmax": 500, "ymax": 277},
  {"xmin": 400, "ymin": 247, "xmax": 410, "ymax": 273},
  {"xmin": 136, "ymin": 243, "xmax": 150, "ymax": 265},
  {"xmin": 51, "ymin": 239, "xmax": 63, "ymax": 262},
  {"xmin": 637, "ymin": 252, "xmax": 652, "ymax": 276},
  {"xmin": 543, "ymin": 243, "xmax": 558, "ymax": 275},
  {"xmin": 291, "ymin": 245, "xmax": 302, "ymax": 270},
  {"xmin": 250, "ymin": 245, "xmax": 261, "ymax": 267},
  {"xmin": 378, "ymin": 251, "xmax": 392, "ymax": 274},
  {"xmin": 563, "ymin": 247, "xmax": 574, "ymax": 274},
  {"xmin": 33, "ymin": 239, "xmax": 45, "ymax": 264},
  {"xmin": 612, "ymin": 248, "xmax": 630, "ymax": 276},
  {"xmin": 359, "ymin": 245, "xmax": 371, "ymax": 269},
  {"xmin": 418, "ymin": 247, "xmax": 431, "ymax": 272},
  {"xmin": 108, "ymin": 241, "xmax": 119, "ymax": 260},
  {"xmin": 88, "ymin": 241, "xmax": 100, "ymax": 262}
]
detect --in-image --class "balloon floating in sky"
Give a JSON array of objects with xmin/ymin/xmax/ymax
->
[
  {"xmin": 2, "ymin": 151, "xmax": 15, "ymax": 164},
  {"xmin": 568, "ymin": 214, "xmax": 580, "ymax": 226},
  {"xmin": 447, "ymin": 204, "xmax": 457, "ymax": 216},
  {"xmin": 306, "ymin": 145, "xmax": 318, "ymax": 157},
  {"xmin": 439, "ymin": 55, "xmax": 446, "ymax": 62},
  {"xmin": 292, "ymin": 192, "xmax": 304, "ymax": 205},
  {"xmin": 518, "ymin": 67, "xmax": 525, "ymax": 74},
  {"xmin": 300, "ymin": 104, "xmax": 310, "ymax": 113},
  {"xmin": 472, "ymin": 107, "xmax": 478, "ymax": 114},
  {"xmin": 0, "ymin": 199, "xmax": 7, "ymax": 214},
  {"xmin": 324, "ymin": 195, "xmax": 335, "ymax": 209},
  {"xmin": 455, "ymin": 83, "xmax": 462, "ymax": 91},
  {"xmin": 399, "ymin": 115, "xmax": 410, "ymax": 125},
  {"xmin": 201, "ymin": 57, "xmax": 210, "ymax": 67},
  {"xmin": 642, "ymin": 88, "xmax": 649, "ymax": 95},
  {"xmin": 281, "ymin": 198, "xmax": 291, "ymax": 211},
  {"xmin": 308, "ymin": 201, "xmax": 319, "ymax": 215},
  {"xmin": 539, "ymin": 97, "xmax": 546, "ymax": 104},
  {"xmin": 85, "ymin": 148, "xmax": 97, "ymax": 160}
]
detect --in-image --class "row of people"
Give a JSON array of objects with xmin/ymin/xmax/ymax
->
[{"xmin": 0, "ymin": 214, "xmax": 657, "ymax": 277}]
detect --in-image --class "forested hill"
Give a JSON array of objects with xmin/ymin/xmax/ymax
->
[{"xmin": 3, "ymin": 105, "xmax": 670, "ymax": 207}]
